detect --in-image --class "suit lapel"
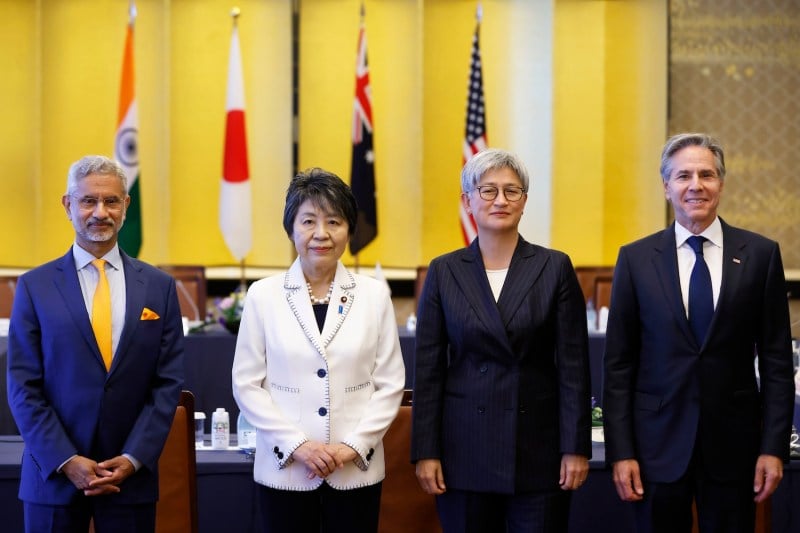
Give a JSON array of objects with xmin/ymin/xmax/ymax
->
[
  {"xmin": 285, "ymin": 260, "xmax": 326, "ymax": 358},
  {"xmin": 53, "ymin": 250, "xmax": 107, "ymax": 371},
  {"xmin": 320, "ymin": 263, "xmax": 356, "ymax": 348},
  {"xmin": 496, "ymin": 239, "xmax": 546, "ymax": 328},
  {"xmin": 447, "ymin": 239, "xmax": 514, "ymax": 356},
  {"xmin": 653, "ymin": 225, "xmax": 697, "ymax": 348},
  {"xmin": 284, "ymin": 260, "xmax": 356, "ymax": 359},
  {"xmin": 449, "ymin": 240, "xmax": 505, "ymax": 331},
  {"xmin": 711, "ymin": 219, "xmax": 748, "ymax": 342},
  {"xmin": 114, "ymin": 253, "xmax": 146, "ymax": 373}
]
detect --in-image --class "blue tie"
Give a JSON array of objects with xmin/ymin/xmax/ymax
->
[{"xmin": 687, "ymin": 236, "xmax": 713, "ymax": 346}]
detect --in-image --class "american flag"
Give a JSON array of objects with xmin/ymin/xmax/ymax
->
[
  {"xmin": 349, "ymin": 10, "xmax": 377, "ymax": 256},
  {"xmin": 459, "ymin": 7, "xmax": 487, "ymax": 245}
]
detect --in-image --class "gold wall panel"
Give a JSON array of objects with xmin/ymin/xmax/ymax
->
[{"xmin": 669, "ymin": 0, "xmax": 800, "ymax": 268}]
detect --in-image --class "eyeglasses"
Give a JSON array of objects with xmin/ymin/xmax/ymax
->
[
  {"xmin": 472, "ymin": 185, "xmax": 526, "ymax": 202},
  {"xmin": 71, "ymin": 195, "xmax": 125, "ymax": 211}
]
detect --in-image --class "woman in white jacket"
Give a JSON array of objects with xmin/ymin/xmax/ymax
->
[{"xmin": 232, "ymin": 168, "xmax": 405, "ymax": 533}]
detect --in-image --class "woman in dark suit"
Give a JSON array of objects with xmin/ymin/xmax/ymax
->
[{"xmin": 411, "ymin": 149, "xmax": 591, "ymax": 532}]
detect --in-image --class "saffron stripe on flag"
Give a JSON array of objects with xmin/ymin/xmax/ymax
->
[{"xmin": 115, "ymin": 7, "xmax": 142, "ymax": 257}]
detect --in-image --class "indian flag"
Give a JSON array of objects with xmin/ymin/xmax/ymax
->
[{"xmin": 115, "ymin": 4, "xmax": 141, "ymax": 257}]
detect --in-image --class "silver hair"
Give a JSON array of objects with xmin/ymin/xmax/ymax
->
[
  {"xmin": 659, "ymin": 133, "xmax": 726, "ymax": 183},
  {"xmin": 65, "ymin": 155, "xmax": 128, "ymax": 196},
  {"xmin": 460, "ymin": 148, "xmax": 530, "ymax": 193}
]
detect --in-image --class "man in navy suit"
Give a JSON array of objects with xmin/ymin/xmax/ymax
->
[
  {"xmin": 7, "ymin": 155, "xmax": 184, "ymax": 532},
  {"xmin": 603, "ymin": 133, "xmax": 795, "ymax": 533}
]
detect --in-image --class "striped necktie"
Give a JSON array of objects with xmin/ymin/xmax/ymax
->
[
  {"xmin": 91, "ymin": 259, "xmax": 113, "ymax": 371},
  {"xmin": 686, "ymin": 236, "xmax": 713, "ymax": 346}
]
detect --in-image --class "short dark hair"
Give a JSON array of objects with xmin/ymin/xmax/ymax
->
[
  {"xmin": 282, "ymin": 168, "xmax": 358, "ymax": 238},
  {"xmin": 660, "ymin": 133, "xmax": 726, "ymax": 183}
]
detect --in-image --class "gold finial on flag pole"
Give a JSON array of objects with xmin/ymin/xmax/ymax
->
[
  {"xmin": 232, "ymin": 6, "xmax": 241, "ymax": 26},
  {"xmin": 476, "ymin": 2, "xmax": 483, "ymax": 23}
]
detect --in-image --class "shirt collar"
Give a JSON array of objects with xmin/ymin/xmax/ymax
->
[
  {"xmin": 72, "ymin": 243, "xmax": 122, "ymax": 272},
  {"xmin": 674, "ymin": 217, "xmax": 722, "ymax": 249}
]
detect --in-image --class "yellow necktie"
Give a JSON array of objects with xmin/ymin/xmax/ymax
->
[{"xmin": 91, "ymin": 259, "xmax": 112, "ymax": 371}]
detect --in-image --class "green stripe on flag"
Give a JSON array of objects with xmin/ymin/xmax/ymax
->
[{"xmin": 119, "ymin": 175, "xmax": 142, "ymax": 257}]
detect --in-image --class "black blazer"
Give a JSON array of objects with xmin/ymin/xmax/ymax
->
[
  {"xmin": 411, "ymin": 237, "xmax": 591, "ymax": 494},
  {"xmin": 603, "ymin": 219, "xmax": 795, "ymax": 483}
]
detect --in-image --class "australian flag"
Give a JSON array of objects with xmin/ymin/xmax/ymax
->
[{"xmin": 349, "ymin": 13, "xmax": 377, "ymax": 256}]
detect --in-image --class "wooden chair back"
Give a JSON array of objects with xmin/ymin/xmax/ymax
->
[
  {"xmin": 88, "ymin": 390, "xmax": 198, "ymax": 533},
  {"xmin": 691, "ymin": 498, "xmax": 770, "ymax": 533},
  {"xmin": 0, "ymin": 276, "xmax": 17, "ymax": 318},
  {"xmin": 157, "ymin": 266, "xmax": 207, "ymax": 322},
  {"xmin": 156, "ymin": 390, "xmax": 199, "ymax": 533},
  {"xmin": 594, "ymin": 275, "xmax": 614, "ymax": 311},
  {"xmin": 573, "ymin": 266, "xmax": 614, "ymax": 305},
  {"xmin": 414, "ymin": 266, "xmax": 428, "ymax": 313},
  {"xmin": 379, "ymin": 391, "xmax": 441, "ymax": 533}
]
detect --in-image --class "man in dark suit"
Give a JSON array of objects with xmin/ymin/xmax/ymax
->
[
  {"xmin": 603, "ymin": 133, "xmax": 795, "ymax": 533},
  {"xmin": 7, "ymin": 155, "xmax": 184, "ymax": 532},
  {"xmin": 411, "ymin": 149, "xmax": 591, "ymax": 532}
]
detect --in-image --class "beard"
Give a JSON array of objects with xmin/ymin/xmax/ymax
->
[{"xmin": 78, "ymin": 217, "xmax": 124, "ymax": 243}]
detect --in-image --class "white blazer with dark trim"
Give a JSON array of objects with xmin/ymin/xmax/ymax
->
[{"xmin": 232, "ymin": 258, "xmax": 405, "ymax": 491}]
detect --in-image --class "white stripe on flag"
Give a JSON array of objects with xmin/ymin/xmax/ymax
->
[{"xmin": 219, "ymin": 180, "xmax": 252, "ymax": 261}]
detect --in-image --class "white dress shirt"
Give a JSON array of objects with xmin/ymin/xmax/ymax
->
[{"xmin": 674, "ymin": 217, "xmax": 723, "ymax": 317}]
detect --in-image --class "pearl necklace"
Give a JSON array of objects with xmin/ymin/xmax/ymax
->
[{"xmin": 307, "ymin": 281, "xmax": 334, "ymax": 305}]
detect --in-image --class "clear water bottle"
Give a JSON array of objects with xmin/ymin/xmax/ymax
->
[
  {"xmin": 406, "ymin": 312, "xmax": 417, "ymax": 332},
  {"xmin": 586, "ymin": 299, "xmax": 597, "ymax": 332},
  {"xmin": 211, "ymin": 407, "xmax": 230, "ymax": 450},
  {"xmin": 237, "ymin": 411, "xmax": 257, "ymax": 451}
]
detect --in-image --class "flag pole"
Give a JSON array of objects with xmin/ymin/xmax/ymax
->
[
  {"xmin": 233, "ymin": 7, "xmax": 242, "ymax": 292},
  {"xmin": 230, "ymin": 7, "xmax": 244, "ymax": 293},
  {"xmin": 354, "ymin": 0, "xmax": 364, "ymax": 275}
]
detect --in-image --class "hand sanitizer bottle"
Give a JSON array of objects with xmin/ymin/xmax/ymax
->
[{"xmin": 211, "ymin": 408, "xmax": 230, "ymax": 450}]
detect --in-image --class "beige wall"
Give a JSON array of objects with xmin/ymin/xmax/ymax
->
[
  {"xmin": 553, "ymin": 0, "xmax": 667, "ymax": 265},
  {"xmin": 0, "ymin": 0, "xmax": 293, "ymax": 268},
  {"xmin": 0, "ymin": 0, "xmax": 667, "ymax": 272}
]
